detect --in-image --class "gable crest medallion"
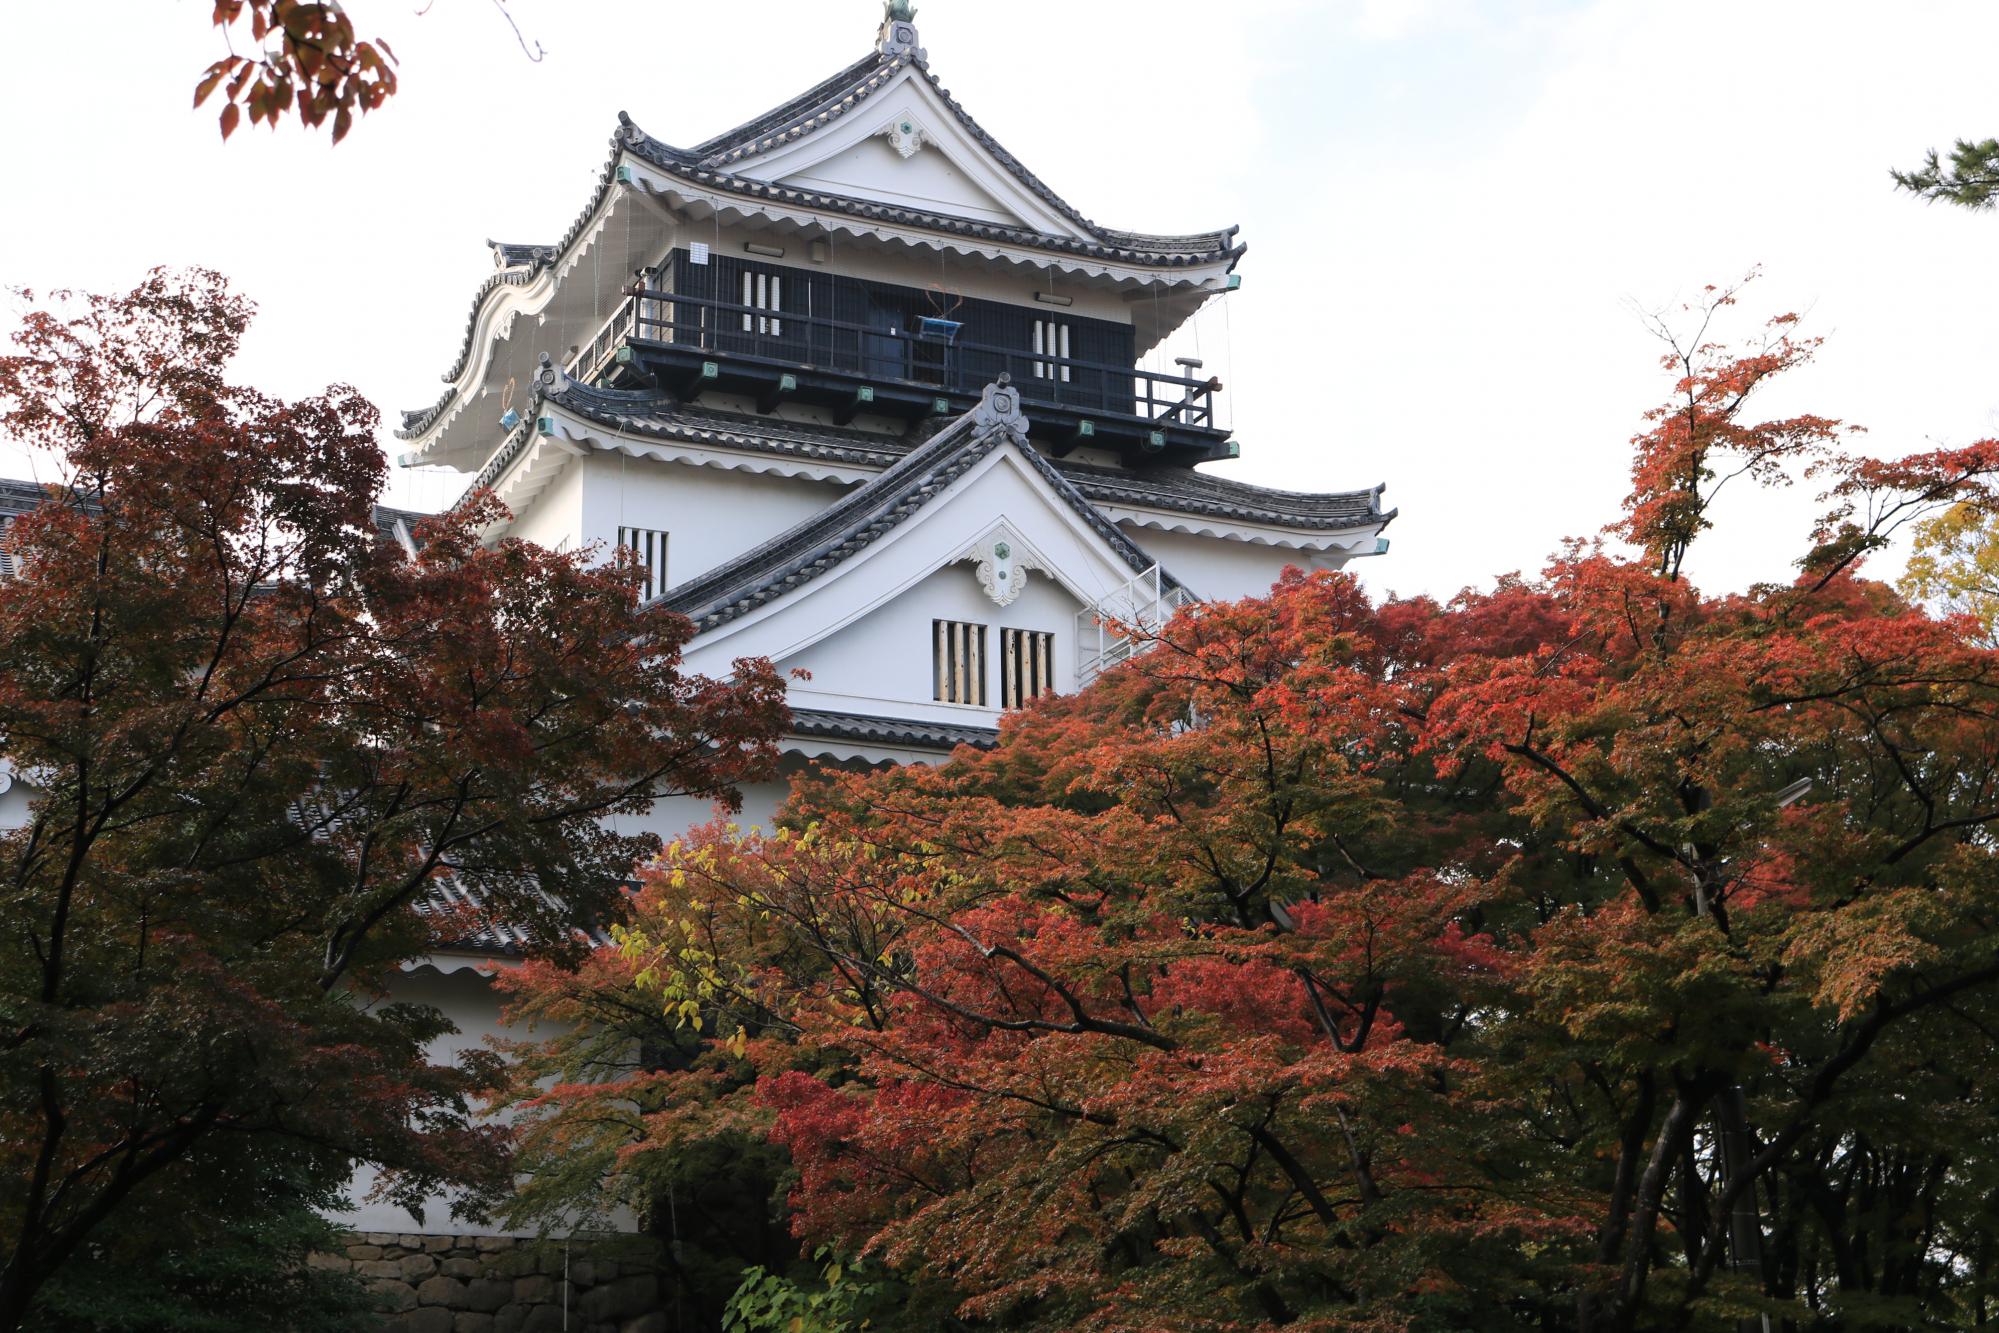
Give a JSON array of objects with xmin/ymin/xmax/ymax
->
[
  {"xmin": 965, "ymin": 526, "xmax": 1045, "ymax": 608},
  {"xmin": 878, "ymin": 115, "xmax": 929, "ymax": 160}
]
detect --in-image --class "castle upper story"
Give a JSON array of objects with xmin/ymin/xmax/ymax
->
[
  {"xmin": 395, "ymin": 3, "xmax": 1251, "ymax": 478},
  {"xmin": 383, "ymin": 3, "xmax": 1394, "ymax": 753}
]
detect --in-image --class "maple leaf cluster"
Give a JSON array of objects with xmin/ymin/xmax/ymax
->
[
  {"xmin": 195, "ymin": 2, "xmax": 398, "ymax": 143},
  {"xmin": 499, "ymin": 283, "xmax": 1999, "ymax": 1331},
  {"xmin": 0, "ymin": 270, "xmax": 788, "ymax": 1327}
]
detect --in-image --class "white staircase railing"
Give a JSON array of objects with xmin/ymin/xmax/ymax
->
[
  {"xmin": 1076, "ymin": 563, "xmax": 1195, "ymax": 686},
  {"xmin": 566, "ymin": 297, "xmax": 638, "ymax": 385}
]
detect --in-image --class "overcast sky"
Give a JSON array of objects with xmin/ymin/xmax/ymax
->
[{"xmin": 5, "ymin": 0, "xmax": 1998, "ymax": 600}]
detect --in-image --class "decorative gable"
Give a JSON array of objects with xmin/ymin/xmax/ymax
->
[
  {"xmin": 774, "ymin": 126, "xmax": 1031, "ymax": 229},
  {"xmin": 730, "ymin": 68, "xmax": 1086, "ymax": 238},
  {"xmin": 662, "ymin": 382, "xmax": 1186, "ymax": 721}
]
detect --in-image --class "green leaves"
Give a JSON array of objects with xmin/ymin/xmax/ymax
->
[
  {"xmin": 1893, "ymin": 137, "xmax": 1999, "ymax": 210},
  {"xmin": 722, "ymin": 1250, "xmax": 884, "ymax": 1333}
]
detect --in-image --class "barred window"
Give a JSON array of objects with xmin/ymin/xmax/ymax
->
[
  {"xmin": 741, "ymin": 270, "xmax": 782, "ymax": 336},
  {"xmin": 1000, "ymin": 628, "xmax": 1055, "ymax": 708},
  {"xmin": 933, "ymin": 619, "xmax": 987, "ymax": 706},
  {"xmin": 617, "ymin": 526, "xmax": 669, "ymax": 600},
  {"xmin": 1032, "ymin": 318, "xmax": 1070, "ymax": 382}
]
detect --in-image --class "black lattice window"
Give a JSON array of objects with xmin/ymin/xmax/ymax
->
[{"xmin": 617, "ymin": 525, "xmax": 669, "ymax": 600}]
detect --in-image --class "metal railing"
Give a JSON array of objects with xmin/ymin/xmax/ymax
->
[
  {"xmin": 569, "ymin": 289, "xmax": 1220, "ymax": 429},
  {"xmin": 1076, "ymin": 563, "xmax": 1196, "ymax": 685}
]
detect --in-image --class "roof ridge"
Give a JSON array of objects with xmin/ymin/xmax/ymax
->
[
  {"xmin": 653, "ymin": 377, "xmax": 1192, "ymax": 633},
  {"xmin": 399, "ymin": 27, "xmax": 1245, "ymax": 453},
  {"xmin": 788, "ymin": 707, "xmax": 997, "ymax": 753},
  {"xmin": 692, "ymin": 49, "xmax": 904, "ymax": 166},
  {"xmin": 656, "ymin": 394, "xmax": 1006, "ymax": 628},
  {"xmin": 509, "ymin": 385, "xmax": 1391, "ymax": 536},
  {"xmin": 617, "ymin": 135, "xmax": 1240, "ymax": 261}
]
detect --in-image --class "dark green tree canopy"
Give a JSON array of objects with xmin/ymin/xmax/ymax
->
[{"xmin": 1893, "ymin": 137, "xmax": 1999, "ymax": 209}]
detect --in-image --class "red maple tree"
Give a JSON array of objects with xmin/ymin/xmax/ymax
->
[
  {"xmin": 0, "ymin": 269, "xmax": 787, "ymax": 1328},
  {"xmin": 499, "ymin": 284, "xmax": 1999, "ymax": 1331}
]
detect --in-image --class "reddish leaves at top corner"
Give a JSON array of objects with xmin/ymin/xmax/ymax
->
[{"xmin": 197, "ymin": 2, "xmax": 398, "ymax": 143}]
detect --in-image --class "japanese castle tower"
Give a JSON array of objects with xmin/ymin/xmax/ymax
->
[{"xmin": 373, "ymin": 2, "xmax": 1394, "ymax": 1238}]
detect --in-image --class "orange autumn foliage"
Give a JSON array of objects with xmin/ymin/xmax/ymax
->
[{"xmin": 500, "ymin": 286, "xmax": 1999, "ymax": 1332}]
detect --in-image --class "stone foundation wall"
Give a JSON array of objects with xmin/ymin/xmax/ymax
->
[{"xmin": 310, "ymin": 1233, "xmax": 667, "ymax": 1333}]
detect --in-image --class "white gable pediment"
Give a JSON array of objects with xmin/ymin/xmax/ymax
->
[
  {"xmin": 679, "ymin": 441, "xmax": 1158, "ymax": 716},
  {"xmin": 729, "ymin": 71, "xmax": 1085, "ymax": 239},
  {"xmin": 783, "ymin": 132, "xmax": 1030, "ymax": 230}
]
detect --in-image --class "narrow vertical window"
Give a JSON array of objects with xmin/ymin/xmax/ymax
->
[
  {"xmin": 741, "ymin": 271, "xmax": 782, "ymax": 335},
  {"xmin": 933, "ymin": 619, "xmax": 987, "ymax": 705},
  {"xmin": 617, "ymin": 526, "xmax": 669, "ymax": 600},
  {"xmin": 1032, "ymin": 319, "xmax": 1071, "ymax": 382},
  {"xmin": 1000, "ymin": 628, "xmax": 1056, "ymax": 708}
]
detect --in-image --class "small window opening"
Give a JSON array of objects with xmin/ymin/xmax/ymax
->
[
  {"xmin": 933, "ymin": 619, "xmax": 987, "ymax": 706},
  {"xmin": 742, "ymin": 271, "xmax": 783, "ymax": 336},
  {"xmin": 617, "ymin": 526, "xmax": 669, "ymax": 600},
  {"xmin": 1032, "ymin": 319, "xmax": 1071, "ymax": 382},
  {"xmin": 1000, "ymin": 628, "xmax": 1056, "ymax": 708}
]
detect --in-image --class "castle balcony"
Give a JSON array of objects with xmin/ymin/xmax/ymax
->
[{"xmin": 569, "ymin": 287, "xmax": 1235, "ymax": 466}]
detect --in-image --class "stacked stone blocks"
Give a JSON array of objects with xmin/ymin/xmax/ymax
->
[{"xmin": 309, "ymin": 1233, "xmax": 667, "ymax": 1333}]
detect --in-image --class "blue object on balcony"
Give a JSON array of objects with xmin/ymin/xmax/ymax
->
[
  {"xmin": 500, "ymin": 408, "xmax": 521, "ymax": 431},
  {"xmin": 917, "ymin": 317, "xmax": 962, "ymax": 344}
]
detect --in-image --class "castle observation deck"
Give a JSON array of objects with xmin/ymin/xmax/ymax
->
[{"xmin": 396, "ymin": 1, "xmax": 1261, "ymax": 475}]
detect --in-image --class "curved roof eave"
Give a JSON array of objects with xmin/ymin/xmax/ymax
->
[
  {"xmin": 460, "ymin": 364, "xmax": 1393, "ymax": 544},
  {"xmin": 687, "ymin": 44, "xmax": 1230, "ymax": 255},
  {"xmin": 398, "ymin": 40, "xmax": 1245, "ymax": 447},
  {"xmin": 652, "ymin": 380, "xmax": 1184, "ymax": 633}
]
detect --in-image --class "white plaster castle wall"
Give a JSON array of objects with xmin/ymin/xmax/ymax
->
[
  {"xmin": 348, "ymin": 964, "xmax": 575, "ymax": 1238},
  {"xmin": 788, "ymin": 561, "xmax": 1080, "ymax": 719},
  {"xmin": 573, "ymin": 453, "xmax": 843, "ymax": 592},
  {"xmin": 505, "ymin": 455, "xmax": 586, "ymax": 555},
  {"xmin": 612, "ymin": 778, "xmax": 791, "ymax": 848},
  {"xmin": 1114, "ymin": 524, "xmax": 1348, "ymax": 604},
  {"xmin": 678, "ymin": 445, "xmax": 1153, "ymax": 722},
  {"xmin": 780, "ymin": 135, "xmax": 1026, "ymax": 229}
]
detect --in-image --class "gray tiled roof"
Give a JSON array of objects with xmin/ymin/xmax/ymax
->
[
  {"xmin": 655, "ymin": 383, "xmax": 1182, "ymax": 631},
  {"xmin": 674, "ymin": 47, "xmax": 1241, "ymax": 264},
  {"xmin": 400, "ymin": 261, "xmax": 548, "ymax": 437},
  {"xmin": 620, "ymin": 112, "xmax": 1240, "ymax": 268},
  {"xmin": 399, "ymin": 30, "xmax": 1242, "ymax": 443},
  {"xmin": 1056, "ymin": 461, "xmax": 1395, "ymax": 532},
  {"xmin": 690, "ymin": 51, "xmax": 889, "ymax": 161},
  {"xmin": 0, "ymin": 479, "xmax": 64, "ymax": 519},
  {"xmin": 533, "ymin": 366, "xmax": 909, "ymax": 471},
  {"xmin": 0, "ymin": 477, "xmax": 435, "ymax": 550},
  {"xmin": 412, "ymin": 869, "xmax": 620, "ymax": 955},
  {"xmin": 494, "ymin": 370, "xmax": 1390, "ymax": 536},
  {"xmin": 788, "ymin": 707, "xmax": 996, "ymax": 752}
]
